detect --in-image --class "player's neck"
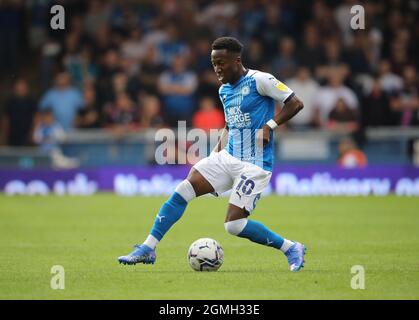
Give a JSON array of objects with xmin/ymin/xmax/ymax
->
[{"xmin": 230, "ymin": 65, "xmax": 248, "ymax": 85}]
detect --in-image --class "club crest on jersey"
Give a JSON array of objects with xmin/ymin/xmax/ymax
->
[{"xmin": 241, "ymin": 86, "xmax": 250, "ymax": 96}]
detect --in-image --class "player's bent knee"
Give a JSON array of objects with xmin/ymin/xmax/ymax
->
[
  {"xmin": 224, "ymin": 218, "xmax": 248, "ymax": 236},
  {"xmin": 175, "ymin": 180, "xmax": 196, "ymax": 202}
]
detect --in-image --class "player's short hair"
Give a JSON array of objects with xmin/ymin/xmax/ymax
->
[{"xmin": 211, "ymin": 37, "xmax": 243, "ymax": 54}]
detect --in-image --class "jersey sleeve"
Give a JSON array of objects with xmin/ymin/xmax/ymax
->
[{"xmin": 254, "ymin": 72, "xmax": 294, "ymax": 103}]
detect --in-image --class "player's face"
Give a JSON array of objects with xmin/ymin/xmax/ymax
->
[{"xmin": 211, "ymin": 49, "xmax": 241, "ymax": 84}]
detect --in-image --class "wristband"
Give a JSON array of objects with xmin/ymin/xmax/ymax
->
[{"xmin": 266, "ymin": 119, "xmax": 278, "ymax": 130}]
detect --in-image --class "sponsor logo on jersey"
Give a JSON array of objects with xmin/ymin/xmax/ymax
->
[
  {"xmin": 275, "ymin": 81, "xmax": 289, "ymax": 92},
  {"xmin": 226, "ymin": 106, "xmax": 251, "ymax": 128}
]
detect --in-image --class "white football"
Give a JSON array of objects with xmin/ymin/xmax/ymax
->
[{"xmin": 187, "ymin": 238, "xmax": 224, "ymax": 271}]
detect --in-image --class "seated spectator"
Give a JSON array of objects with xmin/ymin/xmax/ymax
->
[
  {"xmin": 192, "ymin": 97, "xmax": 225, "ymax": 132},
  {"xmin": 158, "ymin": 54, "xmax": 198, "ymax": 127},
  {"xmin": 39, "ymin": 72, "xmax": 84, "ymax": 132},
  {"xmin": 327, "ymin": 98, "xmax": 359, "ymax": 133},
  {"xmin": 4, "ymin": 79, "xmax": 37, "ymax": 146},
  {"xmin": 337, "ymin": 137, "xmax": 368, "ymax": 168},
  {"xmin": 75, "ymin": 85, "xmax": 101, "ymax": 129},
  {"xmin": 286, "ymin": 67, "xmax": 319, "ymax": 129},
  {"xmin": 138, "ymin": 95, "xmax": 165, "ymax": 129},
  {"xmin": 33, "ymin": 109, "xmax": 79, "ymax": 169},
  {"xmin": 104, "ymin": 92, "xmax": 138, "ymax": 130},
  {"xmin": 313, "ymin": 71, "xmax": 359, "ymax": 127}
]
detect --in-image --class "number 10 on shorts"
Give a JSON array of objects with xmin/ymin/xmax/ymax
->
[{"xmin": 236, "ymin": 175, "xmax": 255, "ymax": 195}]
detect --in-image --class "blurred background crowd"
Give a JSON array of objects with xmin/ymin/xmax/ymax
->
[{"xmin": 0, "ymin": 0, "xmax": 418, "ymax": 167}]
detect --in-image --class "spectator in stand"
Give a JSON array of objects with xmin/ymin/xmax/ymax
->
[
  {"xmin": 112, "ymin": 72, "xmax": 130, "ymax": 100},
  {"xmin": 378, "ymin": 59, "xmax": 403, "ymax": 94},
  {"xmin": 243, "ymin": 38, "xmax": 265, "ymax": 71},
  {"xmin": 389, "ymin": 31, "xmax": 412, "ymax": 75},
  {"xmin": 157, "ymin": 23, "xmax": 190, "ymax": 68},
  {"xmin": 316, "ymin": 37, "xmax": 349, "ymax": 83},
  {"xmin": 104, "ymin": 92, "xmax": 138, "ymax": 131},
  {"xmin": 138, "ymin": 95, "xmax": 165, "ymax": 129},
  {"xmin": 120, "ymin": 26, "xmax": 147, "ymax": 76},
  {"xmin": 75, "ymin": 84, "xmax": 101, "ymax": 129},
  {"xmin": 193, "ymin": 38, "xmax": 220, "ymax": 102},
  {"xmin": 83, "ymin": 0, "xmax": 111, "ymax": 39},
  {"xmin": 33, "ymin": 108, "xmax": 65, "ymax": 153},
  {"xmin": 313, "ymin": 71, "xmax": 359, "ymax": 127},
  {"xmin": 334, "ymin": 0, "xmax": 359, "ymax": 46},
  {"xmin": 33, "ymin": 109, "xmax": 79, "ymax": 169},
  {"xmin": 0, "ymin": 0, "xmax": 23, "ymax": 74},
  {"xmin": 257, "ymin": 4, "xmax": 285, "ymax": 57},
  {"xmin": 96, "ymin": 49, "xmax": 123, "ymax": 108},
  {"xmin": 64, "ymin": 44, "xmax": 97, "ymax": 90},
  {"xmin": 337, "ymin": 137, "xmax": 368, "ymax": 168},
  {"xmin": 158, "ymin": 54, "xmax": 198, "ymax": 127},
  {"xmin": 91, "ymin": 24, "xmax": 116, "ymax": 60},
  {"xmin": 39, "ymin": 72, "xmax": 84, "ymax": 132},
  {"xmin": 128, "ymin": 45, "xmax": 164, "ymax": 97},
  {"xmin": 361, "ymin": 76, "xmax": 398, "ymax": 127},
  {"xmin": 192, "ymin": 96, "xmax": 225, "ymax": 132},
  {"xmin": 298, "ymin": 22, "xmax": 325, "ymax": 73},
  {"xmin": 271, "ymin": 37, "xmax": 298, "ymax": 80},
  {"xmin": 286, "ymin": 67, "xmax": 319, "ymax": 129},
  {"xmin": 390, "ymin": 65, "xmax": 419, "ymax": 127},
  {"xmin": 327, "ymin": 98, "xmax": 359, "ymax": 133},
  {"xmin": 3, "ymin": 79, "xmax": 38, "ymax": 146},
  {"xmin": 343, "ymin": 31, "xmax": 372, "ymax": 75},
  {"xmin": 312, "ymin": 0, "xmax": 340, "ymax": 39}
]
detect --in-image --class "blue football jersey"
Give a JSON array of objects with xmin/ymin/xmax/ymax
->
[{"xmin": 219, "ymin": 69, "xmax": 294, "ymax": 171}]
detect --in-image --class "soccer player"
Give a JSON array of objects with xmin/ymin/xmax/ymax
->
[{"xmin": 118, "ymin": 37, "xmax": 306, "ymax": 272}]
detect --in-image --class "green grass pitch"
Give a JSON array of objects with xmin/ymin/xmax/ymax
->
[{"xmin": 0, "ymin": 194, "xmax": 418, "ymax": 299}]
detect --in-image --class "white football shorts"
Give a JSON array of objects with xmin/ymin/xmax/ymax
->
[{"xmin": 193, "ymin": 149, "xmax": 272, "ymax": 213}]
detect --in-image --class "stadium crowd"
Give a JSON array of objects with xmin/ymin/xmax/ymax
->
[{"xmin": 1, "ymin": 0, "xmax": 419, "ymax": 150}]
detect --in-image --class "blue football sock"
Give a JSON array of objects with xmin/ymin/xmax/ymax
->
[
  {"xmin": 237, "ymin": 220, "xmax": 285, "ymax": 249},
  {"xmin": 150, "ymin": 192, "xmax": 188, "ymax": 241}
]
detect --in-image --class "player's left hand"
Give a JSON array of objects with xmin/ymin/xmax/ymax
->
[{"xmin": 256, "ymin": 124, "xmax": 271, "ymax": 147}]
